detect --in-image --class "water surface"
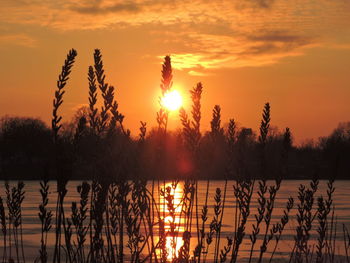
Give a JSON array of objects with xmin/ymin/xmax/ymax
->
[{"xmin": 0, "ymin": 180, "xmax": 348, "ymax": 262}]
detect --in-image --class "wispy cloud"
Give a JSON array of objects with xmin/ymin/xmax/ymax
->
[
  {"xmin": 2, "ymin": 0, "xmax": 349, "ymax": 30},
  {"xmin": 236, "ymin": 0, "xmax": 275, "ymax": 9},
  {"xmin": 1, "ymin": 0, "xmax": 349, "ymax": 71},
  {"xmin": 158, "ymin": 30, "xmax": 316, "ymax": 74},
  {"xmin": 70, "ymin": 1, "xmax": 142, "ymax": 15},
  {"xmin": 0, "ymin": 33, "xmax": 37, "ymax": 47}
]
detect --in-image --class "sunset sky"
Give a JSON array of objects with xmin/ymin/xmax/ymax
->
[{"xmin": 0, "ymin": 0, "xmax": 350, "ymax": 143}]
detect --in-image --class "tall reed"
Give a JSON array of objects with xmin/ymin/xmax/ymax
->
[
  {"xmin": 268, "ymin": 196, "xmax": 294, "ymax": 263},
  {"xmin": 71, "ymin": 182, "xmax": 90, "ymax": 263},
  {"xmin": 249, "ymin": 103, "xmax": 271, "ymax": 263},
  {"xmin": 0, "ymin": 196, "xmax": 6, "ymax": 262},
  {"xmin": 179, "ymin": 83, "xmax": 203, "ymax": 262},
  {"xmin": 293, "ymin": 178, "xmax": 319, "ymax": 263},
  {"xmin": 51, "ymin": 49, "xmax": 77, "ymax": 263},
  {"xmin": 38, "ymin": 179, "xmax": 52, "ymax": 263}
]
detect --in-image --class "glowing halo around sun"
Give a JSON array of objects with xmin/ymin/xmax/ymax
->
[{"xmin": 161, "ymin": 90, "xmax": 183, "ymax": 111}]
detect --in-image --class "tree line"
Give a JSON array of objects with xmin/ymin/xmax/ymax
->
[{"xmin": 0, "ymin": 113, "xmax": 349, "ymax": 180}]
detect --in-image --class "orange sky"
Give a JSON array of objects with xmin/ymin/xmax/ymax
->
[{"xmin": 0, "ymin": 0, "xmax": 350, "ymax": 144}]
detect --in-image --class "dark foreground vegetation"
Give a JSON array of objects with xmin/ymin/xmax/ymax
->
[{"xmin": 0, "ymin": 49, "xmax": 349, "ymax": 263}]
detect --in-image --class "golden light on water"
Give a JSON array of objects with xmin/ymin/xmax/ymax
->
[
  {"xmin": 165, "ymin": 225, "xmax": 184, "ymax": 260},
  {"xmin": 160, "ymin": 182, "xmax": 185, "ymax": 261},
  {"xmin": 161, "ymin": 90, "xmax": 183, "ymax": 111}
]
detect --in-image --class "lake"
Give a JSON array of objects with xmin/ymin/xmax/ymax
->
[{"xmin": 0, "ymin": 180, "xmax": 349, "ymax": 262}]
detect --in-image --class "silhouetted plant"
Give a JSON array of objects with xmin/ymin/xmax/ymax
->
[
  {"xmin": 88, "ymin": 66, "xmax": 99, "ymax": 132},
  {"xmin": 214, "ymin": 184, "xmax": 228, "ymax": 263},
  {"xmin": 248, "ymin": 179, "xmax": 267, "ymax": 263},
  {"xmin": 4, "ymin": 181, "xmax": 25, "ymax": 263},
  {"xmin": 220, "ymin": 237, "xmax": 233, "ymax": 263},
  {"xmin": 230, "ymin": 179, "xmax": 254, "ymax": 263},
  {"xmin": 178, "ymin": 180, "xmax": 195, "ymax": 261},
  {"xmin": 157, "ymin": 55, "xmax": 173, "ymax": 132},
  {"xmin": 179, "ymin": 82, "xmax": 203, "ymax": 153},
  {"xmin": 248, "ymin": 103, "xmax": 270, "ymax": 263},
  {"xmin": 38, "ymin": 180, "xmax": 52, "ymax": 263},
  {"xmin": 268, "ymin": 196, "xmax": 294, "ymax": 263},
  {"xmin": 5, "ymin": 181, "xmax": 13, "ymax": 261},
  {"xmin": 227, "ymin": 119, "xmax": 237, "ymax": 150},
  {"xmin": 139, "ymin": 121, "xmax": 147, "ymax": 143},
  {"xmin": 293, "ymin": 178, "xmax": 319, "ymax": 263},
  {"xmin": 52, "ymin": 49, "xmax": 77, "ymax": 142},
  {"xmin": 71, "ymin": 182, "xmax": 90, "ymax": 263},
  {"xmin": 93, "ymin": 49, "xmax": 114, "ymax": 134},
  {"xmin": 91, "ymin": 183, "xmax": 107, "ymax": 262},
  {"xmin": 316, "ymin": 196, "xmax": 327, "ymax": 263},
  {"xmin": 52, "ymin": 48, "xmax": 77, "ymax": 263},
  {"xmin": 0, "ymin": 196, "xmax": 7, "ymax": 262},
  {"xmin": 325, "ymin": 179, "xmax": 336, "ymax": 262},
  {"xmin": 343, "ymin": 224, "xmax": 350, "ymax": 263},
  {"xmin": 259, "ymin": 103, "xmax": 270, "ymax": 146},
  {"xmin": 211, "ymin": 105, "xmax": 224, "ymax": 139},
  {"xmin": 257, "ymin": 179, "xmax": 281, "ymax": 263},
  {"xmin": 196, "ymin": 180, "xmax": 209, "ymax": 263}
]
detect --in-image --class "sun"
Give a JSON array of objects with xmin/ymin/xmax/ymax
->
[{"xmin": 161, "ymin": 90, "xmax": 183, "ymax": 111}]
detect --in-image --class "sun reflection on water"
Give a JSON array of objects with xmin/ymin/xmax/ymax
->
[{"xmin": 160, "ymin": 182, "xmax": 185, "ymax": 261}]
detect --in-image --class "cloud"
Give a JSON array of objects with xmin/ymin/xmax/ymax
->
[
  {"xmin": 2, "ymin": 0, "xmax": 347, "ymax": 30},
  {"xmin": 247, "ymin": 31, "xmax": 311, "ymax": 44},
  {"xmin": 188, "ymin": 70, "xmax": 208, "ymax": 76},
  {"xmin": 70, "ymin": 1, "xmax": 142, "ymax": 14},
  {"xmin": 254, "ymin": 0, "xmax": 274, "ymax": 8},
  {"xmin": 1, "ymin": 0, "xmax": 349, "ymax": 35},
  {"xmin": 0, "ymin": 33, "xmax": 37, "ymax": 47},
  {"xmin": 157, "ymin": 30, "xmax": 316, "ymax": 74},
  {"xmin": 237, "ymin": 0, "xmax": 275, "ymax": 9},
  {"xmin": 241, "ymin": 31, "xmax": 314, "ymax": 56},
  {"xmin": 165, "ymin": 53, "xmax": 227, "ymax": 71},
  {"xmin": 0, "ymin": 0, "xmax": 349, "ymax": 71}
]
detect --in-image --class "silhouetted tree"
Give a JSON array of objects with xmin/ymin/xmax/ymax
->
[{"xmin": 0, "ymin": 117, "xmax": 52, "ymax": 179}]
